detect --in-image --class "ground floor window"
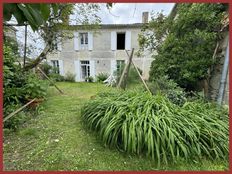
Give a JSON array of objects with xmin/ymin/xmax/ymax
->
[
  {"xmin": 116, "ymin": 60, "xmax": 125, "ymax": 75},
  {"xmin": 80, "ymin": 60, "xmax": 90, "ymax": 80},
  {"xmin": 51, "ymin": 60, "xmax": 59, "ymax": 74}
]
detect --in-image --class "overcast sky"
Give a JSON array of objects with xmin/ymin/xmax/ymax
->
[{"xmin": 15, "ymin": 3, "xmax": 175, "ymax": 58}]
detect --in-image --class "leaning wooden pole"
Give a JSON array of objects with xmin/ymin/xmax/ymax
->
[
  {"xmin": 37, "ymin": 67, "xmax": 64, "ymax": 94},
  {"xmin": 3, "ymin": 98, "xmax": 36, "ymax": 122},
  {"xmin": 117, "ymin": 48, "xmax": 134, "ymax": 89},
  {"xmin": 125, "ymin": 50, "xmax": 152, "ymax": 94}
]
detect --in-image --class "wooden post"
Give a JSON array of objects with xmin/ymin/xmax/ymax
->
[
  {"xmin": 125, "ymin": 50, "xmax": 152, "ymax": 94},
  {"xmin": 3, "ymin": 98, "xmax": 36, "ymax": 122},
  {"xmin": 37, "ymin": 67, "xmax": 64, "ymax": 94},
  {"xmin": 117, "ymin": 48, "xmax": 134, "ymax": 89}
]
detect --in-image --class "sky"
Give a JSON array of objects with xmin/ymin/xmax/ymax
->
[{"xmin": 15, "ymin": 3, "xmax": 175, "ymax": 58}]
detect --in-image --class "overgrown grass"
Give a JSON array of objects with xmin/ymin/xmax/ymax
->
[
  {"xmin": 81, "ymin": 90, "xmax": 229, "ymax": 166},
  {"xmin": 3, "ymin": 82, "xmax": 229, "ymax": 171}
]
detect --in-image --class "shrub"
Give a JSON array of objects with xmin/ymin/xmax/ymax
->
[
  {"xmin": 64, "ymin": 72, "xmax": 76, "ymax": 82},
  {"xmin": 39, "ymin": 62, "xmax": 53, "ymax": 76},
  {"xmin": 81, "ymin": 90, "xmax": 228, "ymax": 165},
  {"xmin": 49, "ymin": 73, "xmax": 65, "ymax": 82},
  {"xmin": 96, "ymin": 72, "xmax": 109, "ymax": 82},
  {"xmin": 147, "ymin": 76, "xmax": 187, "ymax": 106},
  {"xmin": 3, "ymin": 45, "xmax": 49, "ymax": 129}
]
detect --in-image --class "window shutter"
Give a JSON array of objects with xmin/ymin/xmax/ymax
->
[
  {"xmin": 57, "ymin": 37, "xmax": 62, "ymax": 51},
  {"xmin": 74, "ymin": 60, "xmax": 81, "ymax": 82},
  {"xmin": 90, "ymin": 60, "xmax": 95, "ymax": 80},
  {"xmin": 111, "ymin": 31, "xmax": 116, "ymax": 51},
  {"xmin": 125, "ymin": 31, "xmax": 131, "ymax": 50},
  {"xmin": 74, "ymin": 32, "xmax": 79, "ymax": 51},
  {"xmin": 111, "ymin": 59, "xmax": 117, "ymax": 75},
  {"xmin": 58, "ymin": 60, "xmax": 64, "ymax": 76},
  {"xmin": 88, "ymin": 32, "xmax": 93, "ymax": 51}
]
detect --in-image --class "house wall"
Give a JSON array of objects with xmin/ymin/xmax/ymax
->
[
  {"xmin": 209, "ymin": 31, "xmax": 229, "ymax": 105},
  {"xmin": 47, "ymin": 27, "xmax": 153, "ymax": 81}
]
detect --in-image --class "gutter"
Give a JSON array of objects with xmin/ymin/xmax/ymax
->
[{"xmin": 217, "ymin": 41, "xmax": 229, "ymax": 105}]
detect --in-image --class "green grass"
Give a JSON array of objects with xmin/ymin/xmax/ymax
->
[{"xmin": 3, "ymin": 82, "xmax": 229, "ymax": 171}]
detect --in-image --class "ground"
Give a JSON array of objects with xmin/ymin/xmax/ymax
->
[{"xmin": 3, "ymin": 82, "xmax": 229, "ymax": 171}]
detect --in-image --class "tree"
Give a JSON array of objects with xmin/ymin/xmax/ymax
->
[
  {"xmin": 4, "ymin": 3, "xmax": 102, "ymax": 70},
  {"xmin": 138, "ymin": 3, "xmax": 228, "ymax": 91}
]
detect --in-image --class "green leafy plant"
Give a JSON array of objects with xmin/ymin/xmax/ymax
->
[
  {"xmin": 147, "ymin": 75, "xmax": 187, "ymax": 106},
  {"xmin": 81, "ymin": 90, "xmax": 228, "ymax": 165},
  {"xmin": 96, "ymin": 72, "xmax": 109, "ymax": 83},
  {"xmin": 64, "ymin": 72, "xmax": 76, "ymax": 82},
  {"xmin": 139, "ymin": 3, "xmax": 228, "ymax": 90}
]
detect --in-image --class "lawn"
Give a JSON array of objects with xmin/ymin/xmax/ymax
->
[{"xmin": 3, "ymin": 82, "xmax": 229, "ymax": 171}]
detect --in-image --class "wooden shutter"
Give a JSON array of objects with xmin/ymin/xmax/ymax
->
[
  {"xmin": 74, "ymin": 60, "xmax": 81, "ymax": 82},
  {"xmin": 88, "ymin": 32, "xmax": 93, "ymax": 51},
  {"xmin": 125, "ymin": 31, "xmax": 131, "ymax": 50},
  {"xmin": 74, "ymin": 32, "xmax": 79, "ymax": 51},
  {"xmin": 58, "ymin": 60, "xmax": 64, "ymax": 76},
  {"xmin": 90, "ymin": 60, "xmax": 95, "ymax": 80},
  {"xmin": 111, "ymin": 31, "xmax": 116, "ymax": 50},
  {"xmin": 111, "ymin": 59, "xmax": 117, "ymax": 75}
]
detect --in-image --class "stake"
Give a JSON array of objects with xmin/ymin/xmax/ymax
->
[
  {"xmin": 117, "ymin": 48, "xmax": 134, "ymax": 89},
  {"xmin": 37, "ymin": 67, "xmax": 64, "ymax": 94},
  {"xmin": 3, "ymin": 98, "xmax": 36, "ymax": 122},
  {"xmin": 125, "ymin": 50, "xmax": 152, "ymax": 94}
]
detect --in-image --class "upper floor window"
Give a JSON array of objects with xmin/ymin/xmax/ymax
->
[
  {"xmin": 80, "ymin": 33, "xmax": 88, "ymax": 45},
  {"xmin": 117, "ymin": 32, "xmax": 125, "ymax": 50}
]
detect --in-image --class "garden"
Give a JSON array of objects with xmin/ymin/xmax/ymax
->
[{"xmin": 3, "ymin": 2, "xmax": 229, "ymax": 171}]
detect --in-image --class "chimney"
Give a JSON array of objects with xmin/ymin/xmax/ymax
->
[{"xmin": 142, "ymin": 12, "xmax": 149, "ymax": 23}]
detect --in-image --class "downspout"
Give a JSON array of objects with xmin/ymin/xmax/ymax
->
[{"xmin": 217, "ymin": 41, "xmax": 229, "ymax": 105}]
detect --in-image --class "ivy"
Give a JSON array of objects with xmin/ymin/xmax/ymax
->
[{"xmin": 139, "ymin": 3, "xmax": 228, "ymax": 90}]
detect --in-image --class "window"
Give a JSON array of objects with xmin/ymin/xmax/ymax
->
[
  {"xmin": 80, "ymin": 60, "xmax": 90, "ymax": 80},
  {"xmin": 80, "ymin": 33, "xmax": 88, "ymax": 45},
  {"xmin": 117, "ymin": 33, "xmax": 125, "ymax": 50},
  {"xmin": 116, "ymin": 60, "xmax": 125, "ymax": 75},
  {"xmin": 51, "ymin": 60, "xmax": 59, "ymax": 74}
]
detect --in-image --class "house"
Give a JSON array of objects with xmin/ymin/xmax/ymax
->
[{"xmin": 46, "ymin": 12, "xmax": 153, "ymax": 82}]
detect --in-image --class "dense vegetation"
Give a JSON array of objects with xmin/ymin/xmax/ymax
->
[
  {"xmin": 3, "ymin": 41, "xmax": 48, "ymax": 129},
  {"xmin": 81, "ymin": 90, "xmax": 228, "ymax": 165},
  {"xmin": 139, "ymin": 3, "xmax": 228, "ymax": 90}
]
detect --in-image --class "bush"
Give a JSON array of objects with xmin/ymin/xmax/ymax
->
[
  {"xmin": 39, "ymin": 62, "xmax": 53, "ymax": 76},
  {"xmin": 81, "ymin": 90, "xmax": 228, "ymax": 165},
  {"xmin": 49, "ymin": 73, "xmax": 65, "ymax": 82},
  {"xmin": 96, "ymin": 72, "xmax": 109, "ymax": 82},
  {"xmin": 64, "ymin": 72, "xmax": 76, "ymax": 82},
  {"xmin": 147, "ymin": 76, "xmax": 187, "ymax": 106},
  {"xmin": 3, "ymin": 45, "xmax": 49, "ymax": 129}
]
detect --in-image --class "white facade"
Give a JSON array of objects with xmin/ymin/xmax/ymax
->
[{"xmin": 47, "ymin": 24, "xmax": 153, "ymax": 82}]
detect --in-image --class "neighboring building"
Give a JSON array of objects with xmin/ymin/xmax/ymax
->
[{"xmin": 46, "ymin": 12, "xmax": 153, "ymax": 82}]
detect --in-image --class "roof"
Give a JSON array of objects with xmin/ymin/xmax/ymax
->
[{"xmin": 69, "ymin": 23, "xmax": 144, "ymax": 30}]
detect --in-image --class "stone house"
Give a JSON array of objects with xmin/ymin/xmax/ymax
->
[{"xmin": 47, "ymin": 13, "xmax": 153, "ymax": 82}]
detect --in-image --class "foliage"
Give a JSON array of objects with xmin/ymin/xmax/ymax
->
[
  {"xmin": 147, "ymin": 76, "xmax": 187, "ymax": 106},
  {"xmin": 49, "ymin": 73, "xmax": 65, "ymax": 82},
  {"xmin": 23, "ymin": 73, "xmax": 49, "ymax": 99},
  {"xmin": 81, "ymin": 90, "xmax": 228, "ymax": 165},
  {"xmin": 85, "ymin": 76, "xmax": 94, "ymax": 82},
  {"xmin": 96, "ymin": 72, "xmax": 109, "ymax": 83},
  {"xmin": 3, "ymin": 45, "xmax": 48, "ymax": 129},
  {"xmin": 39, "ymin": 62, "xmax": 52, "ymax": 76},
  {"xmin": 3, "ymin": 3, "xmax": 59, "ymax": 31},
  {"xmin": 139, "ymin": 3, "xmax": 228, "ymax": 90},
  {"xmin": 64, "ymin": 72, "xmax": 76, "ymax": 82}
]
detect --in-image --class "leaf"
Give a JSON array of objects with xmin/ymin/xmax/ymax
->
[{"xmin": 40, "ymin": 4, "xmax": 50, "ymax": 20}]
